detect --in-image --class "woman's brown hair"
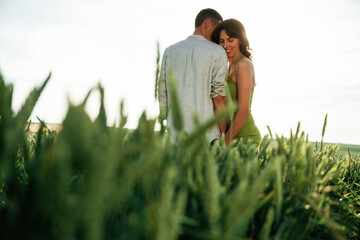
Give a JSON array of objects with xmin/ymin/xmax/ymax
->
[{"xmin": 212, "ymin": 18, "xmax": 252, "ymax": 60}]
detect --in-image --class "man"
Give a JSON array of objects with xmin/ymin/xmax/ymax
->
[{"xmin": 159, "ymin": 8, "xmax": 228, "ymax": 142}]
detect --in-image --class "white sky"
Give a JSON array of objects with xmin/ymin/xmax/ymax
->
[{"xmin": 1, "ymin": 0, "xmax": 359, "ymax": 144}]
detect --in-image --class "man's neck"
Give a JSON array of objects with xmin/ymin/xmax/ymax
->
[{"xmin": 193, "ymin": 28, "xmax": 209, "ymax": 40}]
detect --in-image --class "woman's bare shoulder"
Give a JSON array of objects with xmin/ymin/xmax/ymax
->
[
  {"xmin": 234, "ymin": 57, "xmax": 253, "ymax": 75},
  {"xmin": 237, "ymin": 57, "xmax": 253, "ymax": 69}
]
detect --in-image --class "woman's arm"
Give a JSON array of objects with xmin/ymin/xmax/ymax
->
[{"xmin": 225, "ymin": 59, "xmax": 253, "ymax": 145}]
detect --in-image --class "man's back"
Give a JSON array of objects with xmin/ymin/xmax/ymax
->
[{"xmin": 159, "ymin": 35, "xmax": 227, "ymax": 141}]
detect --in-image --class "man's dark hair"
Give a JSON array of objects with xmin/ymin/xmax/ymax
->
[{"xmin": 195, "ymin": 8, "xmax": 223, "ymax": 28}]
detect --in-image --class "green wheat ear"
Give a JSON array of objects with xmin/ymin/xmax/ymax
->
[
  {"xmin": 347, "ymin": 147, "xmax": 351, "ymax": 158},
  {"xmin": 0, "ymin": 72, "xmax": 50, "ymax": 186},
  {"xmin": 322, "ymin": 113, "xmax": 328, "ymax": 138},
  {"xmin": 267, "ymin": 125, "xmax": 273, "ymax": 139},
  {"xmin": 119, "ymin": 100, "xmax": 127, "ymax": 128},
  {"xmin": 0, "ymin": 71, "xmax": 14, "ymax": 119},
  {"xmin": 94, "ymin": 83, "xmax": 107, "ymax": 129},
  {"xmin": 14, "ymin": 72, "xmax": 51, "ymax": 127},
  {"xmin": 295, "ymin": 121, "xmax": 301, "ymax": 139},
  {"xmin": 154, "ymin": 41, "xmax": 161, "ymax": 100},
  {"xmin": 168, "ymin": 69, "xmax": 183, "ymax": 132},
  {"xmin": 320, "ymin": 113, "xmax": 328, "ymax": 151}
]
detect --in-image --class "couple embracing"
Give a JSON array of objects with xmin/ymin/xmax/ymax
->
[{"xmin": 159, "ymin": 8, "xmax": 261, "ymax": 146}]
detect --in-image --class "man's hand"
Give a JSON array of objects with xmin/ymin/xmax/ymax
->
[{"xmin": 212, "ymin": 95, "xmax": 227, "ymax": 134}]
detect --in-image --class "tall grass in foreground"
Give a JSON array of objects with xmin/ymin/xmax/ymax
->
[{"xmin": 0, "ymin": 70, "xmax": 359, "ymax": 240}]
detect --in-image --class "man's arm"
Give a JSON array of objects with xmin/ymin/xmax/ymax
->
[
  {"xmin": 211, "ymin": 48, "xmax": 228, "ymax": 134},
  {"xmin": 212, "ymin": 95, "xmax": 227, "ymax": 133}
]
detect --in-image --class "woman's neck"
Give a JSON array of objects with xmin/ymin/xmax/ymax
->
[{"xmin": 229, "ymin": 52, "xmax": 242, "ymax": 67}]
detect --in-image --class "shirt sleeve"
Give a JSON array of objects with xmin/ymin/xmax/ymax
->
[
  {"xmin": 210, "ymin": 49, "xmax": 227, "ymax": 98},
  {"xmin": 158, "ymin": 51, "xmax": 168, "ymax": 118}
]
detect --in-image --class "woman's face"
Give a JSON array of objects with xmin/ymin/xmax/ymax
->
[{"xmin": 219, "ymin": 30, "xmax": 240, "ymax": 60}]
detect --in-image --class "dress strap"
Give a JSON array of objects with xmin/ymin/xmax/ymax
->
[
  {"xmin": 230, "ymin": 54, "xmax": 242, "ymax": 67},
  {"xmin": 228, "ymin": 54, "xmax": 242, "ymax": 73},
  {"xmin": 228, "ymin": 54, "xmax": 242, "ymax": 77}
]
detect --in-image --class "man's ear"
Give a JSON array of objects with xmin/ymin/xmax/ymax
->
[{"xmin": 204, "ymin": 18, "xmax": 212, "ymax": 28}]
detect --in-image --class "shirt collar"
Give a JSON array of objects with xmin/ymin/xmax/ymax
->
[{"xmin": 186, "ymin": 35, "xmax": 208, "ymax": 41}]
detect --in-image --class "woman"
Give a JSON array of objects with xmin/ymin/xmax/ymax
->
[{"xmin": 212, "ymin": 19, "xmax": 261, "ymax": 146}]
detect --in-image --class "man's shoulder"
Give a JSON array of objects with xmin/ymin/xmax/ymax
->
[
  {"xmin": 206, "ymin": 41, "xmax": 226, "ymax": 53},
  {"xmin": 164, "ymin": 39, "xmax": 187, "ymax": 51},
  {"xmin": 165, "ymin": 37, "xmax": 225, "ymax": 54},
  {"xmin": 200, "ymin": 41, "xmax": 227, "ymax": 59}
]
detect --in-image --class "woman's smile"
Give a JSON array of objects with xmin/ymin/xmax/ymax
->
[{"xmin": 219, "ymin": 30, "xmax": 240, "ymax": 60}]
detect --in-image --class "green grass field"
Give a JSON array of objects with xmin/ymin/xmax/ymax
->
[
  {"xmin": 2, "ymin": 68, "xmax": 360, "ymax": 240},
  {"xmin": 309, "ymin": 142, "xmax": 360, "ymax": 156},
  {"xmin": 336, "ymin": 143, "xmax": 360, "ymax": 156}
]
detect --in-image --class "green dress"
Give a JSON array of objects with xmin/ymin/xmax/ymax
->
[{"xmin": 227, "ymin": 78, "xmax": 261, "ymax": 145}]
